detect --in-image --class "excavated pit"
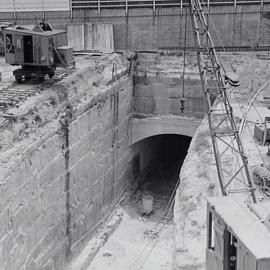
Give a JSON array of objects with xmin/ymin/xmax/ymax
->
[
  {"xmin": 0, "ymin": 51, "xmax": 221, "ymax": 270},
  {"xmin": 87, "ymin": 134, "xmax": 192, "ymax": 270}
]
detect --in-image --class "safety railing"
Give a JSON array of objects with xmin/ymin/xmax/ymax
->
[{"xmin": 72, "ymin": 0, "xmax": 270, "ymax": 10}]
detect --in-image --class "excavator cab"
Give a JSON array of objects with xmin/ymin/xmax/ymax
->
[{"xmin": 206, "ymin": 197, "xmax": 270, "ymax": 270}]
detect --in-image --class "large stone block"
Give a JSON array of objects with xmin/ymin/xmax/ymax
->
[
  {"xmin": 134, "ymin": 97, "xmax": 155, "ymax": 114},
  {"xmin": 101, "ymin": 130, "xmax": 114, "ymax": 153},
  {"xmin": 70, "ymin": 152, "xmax": 97, "ymax": 188},
  {"xmin": 20, "ymin": 199, "xmax": 42, "ymax": 228},
  {"xmin": 0, "ymin": 233, "xmax": 15, "ymax": 264},
  {"xmin": 42, "ymin": 175, "xmax": 65, "ymax": 208},
  {"xmin": 154, "ymin": 97, "xmax": 171, "ymax": 115},
  {"xmin": 28, "ymin": 148, "xmax": 46, "ymax": 176},
  {"xmin": 25, "ymin": 215, "xmax": 47, "ymax": 251},
  {"xmin": 0, "ymin": 75, "xmax": 134, "ymax": 270},
  {"xmin": 69, "ymin": 106, "xmax": 100, "ymax": 145},
  {"xmin": 69, "ymin": 131, "xmax": 93, "ymax": 167},
  {"xmin": 37, "ymin": 134, "xmax": 63, "ymax": 170},
  {"xmin": 0, "ymin": 173, "xmax": 26, "ymax": 211},
  {"xmin": 37, "ymin": 155, "xmax": 66, "ymax": 189},
  {"xmin": 42, "ymin": 197, "xmax": 66, "ymax": 230}
]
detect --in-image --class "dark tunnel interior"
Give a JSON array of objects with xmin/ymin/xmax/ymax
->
[{"xmin": 129, "ymin": 134, "xmax": 192, "ymax": 219}]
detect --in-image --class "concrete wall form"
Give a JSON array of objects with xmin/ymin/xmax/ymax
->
[{"xmin": 67, "ymin": 23, "xmax": 114, "ymax": 52}]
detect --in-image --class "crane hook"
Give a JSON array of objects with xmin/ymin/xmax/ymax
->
[
  {"xmin": 224, "ymin": 73, "xmax": 240, "ymax": 87},
  {"xmin": 180, "ymin": 98, "xmax": 186, "ymax": 113}
]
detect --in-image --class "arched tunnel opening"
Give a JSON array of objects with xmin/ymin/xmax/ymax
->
[
  {"xmin": 129, "ymin": 134, "xmax": 192, "ymax": 220},
  {"xmin": 90, "ymin": 134, "xmax": 193, "ymax": 269}
]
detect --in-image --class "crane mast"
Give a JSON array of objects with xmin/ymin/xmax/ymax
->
[{"xmin": 189, "ymin": 0, "xmax": 257, "ymax": 203}]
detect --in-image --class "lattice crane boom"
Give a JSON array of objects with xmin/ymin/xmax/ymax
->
[{"xmin": 189, "ymin": 0, "xmax": 257, "ymax": 203}]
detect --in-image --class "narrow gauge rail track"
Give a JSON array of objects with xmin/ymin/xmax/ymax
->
[{"xmin": 0, "ymin": 68, "xmax": 75, "ymax": 128}]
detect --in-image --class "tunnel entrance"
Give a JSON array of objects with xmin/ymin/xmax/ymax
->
[
  {"xmin": 89, "ymin": 134, "xmax": 192, "ymax": 270},
  {"xmin": 129, "ymin": 134, "xmax": 192, "ymax": 221}
]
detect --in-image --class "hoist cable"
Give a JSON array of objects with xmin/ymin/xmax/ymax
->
[
  {"xmin": 182, "ymin": 4, "xmax": 188, "ymax": 99},
  {"xmin": 180, "ymin": 2, "xmax": 189, "ymax": 113}
]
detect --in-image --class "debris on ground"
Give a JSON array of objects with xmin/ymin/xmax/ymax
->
[
  {"xmin": 141, "ymin": 194, "xmax": 154, "ymax": 216},
  {"xmin": 143, "ymin": 229, "xmax": 159, "ymax": 240}
]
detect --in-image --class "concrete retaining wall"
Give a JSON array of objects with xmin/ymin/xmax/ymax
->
[
  {"xmin": 0, "ymin": 76, "xmax": 145, "ymax": 270},
  {"xmin": 0, "ymin": 69, "xmax": 197, "ymax": 269},
  {"xmin": 0, "ymin": 68, "xmax": 206, "ymax": 269},
  {"xmin": 73, "ymin": 6, "xmax": 270, "ymax": 50},
  {"xmin": 1, "ymin": 5, "xmax": 270, "ymax": 50},
  {"xmin": 133, "ymin": 75, "xmax": 208, "ymax": 118},
  {"xmin": 0, "ymin": 127, "xmax": 68, "ymax": 270},
  {"xmin": 67, "ymin": 79, "xmax": 134, "ymax": 254}
]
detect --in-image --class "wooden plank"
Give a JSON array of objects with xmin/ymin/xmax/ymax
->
[
  {"xmin": 84, "ymin": 23, "xmax": 114, "ymax": 52},
  {"xmin": 68, "ymin": 23, "xmax": 114, "ymax": 52},
  {"xmin": 67, "ymin": 24, "xmax": 84, "ymax": 51}
]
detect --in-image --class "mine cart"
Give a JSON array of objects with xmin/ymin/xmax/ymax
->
[
  {"xmin": 4, "ymin": 22, "xmax": 74, "ymax": 83},
  {"xmin": 206, "ymin": 197, "xmax": 270, "ymax": 270}
]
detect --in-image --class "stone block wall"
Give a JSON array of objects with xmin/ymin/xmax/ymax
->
[
  {"xmin": 0, "ymin": 129, "xmax": 67, "ymax": 270},
  {"xmin": 0, "ymin": 76, "xmax": 140, "ymax": 270},
  {"xmin": 133, "ymin": 75, "xmax": 208, "ymax": 118},
  {"xmin": 0, "ymin": 65, "xmax": 208, "ymax": 269},
  {"xmin": 67, "ymin": 79, "xmax": 134, "ymax": 253}
]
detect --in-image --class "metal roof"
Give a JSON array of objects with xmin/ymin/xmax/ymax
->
[
  {"xmin": 4, "ymin": 25, "xmax": 66, "ymax": 37},
  {"xmin": 208, "ymin": 196, "xmax": 270, "ymax": 260}
]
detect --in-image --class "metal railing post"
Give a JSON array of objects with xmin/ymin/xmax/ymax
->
[
  {"xmin": 125, "ymin": 0, "xmax": 128, "ymax": 16},
  {"xmin": 69, "ymin": 0, "xmax": 73, "ymax": 21},
  {"xmin": 13, "ymin": 0, "xmax": 16, "ymax": 23},
  {"xmin": 234, "ymin": 0, "xmax": 237, "ymax": 12},
  {"xmin": 98, "ymin": 0, "xmax": 101, "ymax": 19},
  {"xmin": 260, "ymin": 0, "xmax": 264, "ymax": 12}
]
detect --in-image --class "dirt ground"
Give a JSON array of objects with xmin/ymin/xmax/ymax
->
[
  {"xmin": 88, "ymin": 212, "xmax": 173, "ymax": 270},
  {"xmin": 88, "ymin": 159, "xmax": 183, "ymax": 270},
  {"xmin": 174, "ymin": 52, "xmax": 270, "ymax": 270}
]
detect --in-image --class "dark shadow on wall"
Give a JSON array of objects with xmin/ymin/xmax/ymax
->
[{"xmin": 131, "ymin": 134, "xmax": 191, "ymax": 181}]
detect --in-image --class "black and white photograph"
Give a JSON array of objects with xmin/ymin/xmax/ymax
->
[{"xmin": 0, "ymin": 0, "xmax": 270, "ymax": 269}]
